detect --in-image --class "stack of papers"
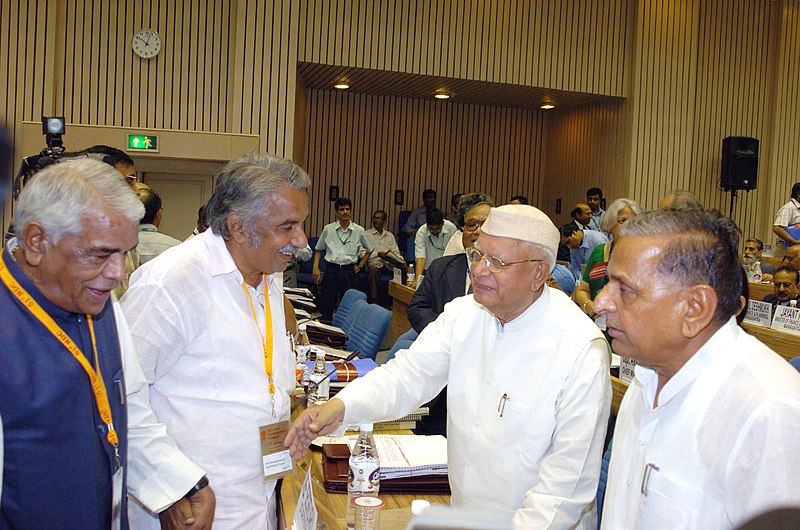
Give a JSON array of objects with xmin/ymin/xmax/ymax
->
[{"xmin": 306, "ymin": 321, "xmax": 348, "ymax": 349}]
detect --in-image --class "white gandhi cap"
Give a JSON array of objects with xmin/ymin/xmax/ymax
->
[{"xmin": 480, "ymin": 204, "xmax": 559, "ymax": 270}]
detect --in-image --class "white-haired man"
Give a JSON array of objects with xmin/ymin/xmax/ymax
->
[
  {"xmin": 0, "ymin": 159, "xmax": 212, "ymax": 529},
  {"xmin": 122, "ymin": 153, "xmax": 310, "ymax": 529},
  {"xmin": 286, "ymin": 205, "xmax": 611, "ymax": 528}
]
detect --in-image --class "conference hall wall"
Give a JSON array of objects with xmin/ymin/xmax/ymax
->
[{"xmin": 3, "ymin": 0, "xmax": 800, "ymax": 249}]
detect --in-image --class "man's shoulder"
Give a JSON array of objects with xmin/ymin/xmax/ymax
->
[{"xmin": 427, "ymin": 253, "xmax": 466, "ymax": 275}]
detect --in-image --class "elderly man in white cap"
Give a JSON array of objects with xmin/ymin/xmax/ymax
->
[{"xmin": 286, "ymin": 205, "xmax": 611, "ymax": 528}]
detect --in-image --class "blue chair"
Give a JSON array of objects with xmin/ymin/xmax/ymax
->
[
  {"xmin": 596, "ymin": 440, "xmax": 613, "ymax": 527},
  {"xmin": 790, "ymin": 356, "xmax": 800, "ymax": 373},
  {"xmin": 383, "ymin": 328, "xmax": 419, "ymax": 364},
  {"xmin": 346, "ymin": 300, "xmax": 390, "ymax": 360},
  {"xmin": 332, "ymin": 289, "xmax": 367, "ymax": 334}
]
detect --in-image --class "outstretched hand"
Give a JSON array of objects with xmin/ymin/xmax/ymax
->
[{"xmin": 284, "ymin": 398, "xmax": 346, "ymax": 459}]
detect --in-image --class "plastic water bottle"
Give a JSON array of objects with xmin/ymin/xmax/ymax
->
[
  {"xmin": 308, "ymin": 351, "xmax": 329, "ymax": 406},
  {"xmin": 752, "ymin": 261, "xmax": 762, "ymax": 283},
  {"xmin": 295, "ymin": 324, "xmax": 311, "ymax": 385},
  {"xmin": 347, "ymin": 424, "xmax": 380, "ymax": 529},
  {"xmin": 407, "ymin": 271, "xmax": 415, "ymax": 287}
]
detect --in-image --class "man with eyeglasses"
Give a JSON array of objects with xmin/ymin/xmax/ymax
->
[{"xmin": 287, "ymin": 204, "xmax": 611, "ymax": 528}]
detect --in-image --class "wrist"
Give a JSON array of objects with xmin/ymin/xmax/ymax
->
[{"xmin": 184, "ymin": 476, "xmax": 209, "ymax": 500}]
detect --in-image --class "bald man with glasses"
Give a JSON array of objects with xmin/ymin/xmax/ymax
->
[{"xmin": 287, "ymin": 205, "xmax": 611, "ymax": 528}]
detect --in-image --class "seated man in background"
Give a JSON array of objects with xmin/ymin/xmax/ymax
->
[
  {"xmin": 763, "ymin": 265, "xmax": 800, "ymax": 315},
  {"xmin": 742, "ymin": 237, "xmax": 775, "ymax": 282},
  {"xmin": 287, "ymin": 204, "xmax": 611, "ymax": 528},
  {"xmin": 364, "ymin": 209, "xmax": 404, "ymax": 304},
  {"xmin": 595, "ymin": 208, "xmax": 800, "ymax": 529},
  {"xmin": 413, "ymin": 208, "xmax": 457, "ymax": 285},
  {"xmin": 136, "ymin": 187, "xmax": 182, "ymax": 265},
  {"xmin": 313, "ymin": 197, "xmax": 373, "ymax": 321},
  {"xmin": 561, "ymin": 225, "xmax": 610, "ymax": 281},
  {"xmin": 509, "ymin": 195, "xmax": 528, "ymax": 205},
  {"xmin": 402, "ymin": 188, "xmax": 437, "ymax": 237},
  {"xmin": 443, "ymin": 192, "xmax": 493, "ymax": 256},
  {"xmin": 781, "ymin": 243, "xmax": 800, "ymax": 271}
]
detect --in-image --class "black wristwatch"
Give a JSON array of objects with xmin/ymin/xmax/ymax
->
[{"xmin": 184, "ymin": 476, "xmax": 209, "ymax": 499}]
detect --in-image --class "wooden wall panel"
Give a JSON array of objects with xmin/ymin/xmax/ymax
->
[
  {"xmin": 544, "ymin": 100, "xmax": 631, "ymax": 227},
  {"xmin": 296, "ymin": 0, "xmax": 630, "ymax": 97},
  {"xmin": 302, "ymin": 89, "xmax": 545, "ymax": 237}
]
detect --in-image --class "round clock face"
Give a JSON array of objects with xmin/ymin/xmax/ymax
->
[{"xmin": 132, "ymin": 29, "xmax": 162, "ymax": 59}]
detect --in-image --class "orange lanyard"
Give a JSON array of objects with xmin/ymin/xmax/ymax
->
[
  {"xmin": 242, "ymin": 274, "xmax": 274, "ymax": 396},
  {"xmin": 0, "ymin": 251, "xmax": 119, "ymax": 451}
]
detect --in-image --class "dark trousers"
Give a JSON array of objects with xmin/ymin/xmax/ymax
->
[{"xmin": 319, "ymin": 262, "xmax": 357, "ymax": 322}]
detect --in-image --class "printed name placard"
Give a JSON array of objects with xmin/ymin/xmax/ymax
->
[
  {"xmin": 771, "ymin": 305, "xmax": 800, "ymax": 335},
  {"xmin": 292, "ymin": 465, "xmax": 318, "ymax": 530},
  {"xmin": 743, "ymin": 300, "xmax": 773, "ymax": 327}
]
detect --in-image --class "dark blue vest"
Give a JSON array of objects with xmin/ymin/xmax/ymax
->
[{"xmin": 1, "ymin": 248, "xmax": 129, "ymax": 529}]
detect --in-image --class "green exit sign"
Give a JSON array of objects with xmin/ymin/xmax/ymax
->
[{"xmin": 127, "ymin": 134, "xmax": 159, "ymax": 152}]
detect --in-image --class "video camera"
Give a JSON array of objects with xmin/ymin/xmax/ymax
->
[{"xmin": 12, "ymin": 116, "xmax": 67, "ymax": 199}]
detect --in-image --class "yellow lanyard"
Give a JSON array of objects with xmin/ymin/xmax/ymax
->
[
  {"xmin": 0, "ymin": 252, "xmax": 119, "ymax": 450},
  {"xmin": 242, "ymin": 274, "xmax": 274, "ymax": 396}
]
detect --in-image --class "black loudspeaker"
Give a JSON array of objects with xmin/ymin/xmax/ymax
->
[{"xmin": 721, "ymin": 136, "xmax": 758, "ymax": 190}]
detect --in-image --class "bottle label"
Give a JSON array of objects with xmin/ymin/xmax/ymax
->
[{"xmin": 348, "ymin": 461, "xmax": 380, "ymax": 492}]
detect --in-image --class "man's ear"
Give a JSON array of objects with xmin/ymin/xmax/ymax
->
[
  {"xmin": 20, "ymin": 222, "xmax": 48, "ymax": 267},
  {"xmin": 530, "ymin": 261, "xmax": 551, "ymax": 292},
  {"xmin": 680, "ymin": 284, "xmax": 718, "ymax": 338},
  {"xmin": 226, "ymin": 213, "xmax": 248, "ymax": 244}
]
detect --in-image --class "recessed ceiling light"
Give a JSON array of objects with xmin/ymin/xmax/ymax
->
[
  {"xmin": 334, "ymin": 83, "xmax": 350, "ymax": 90},
  {"xmin": 434, "ymin": 93, "xmax": 450, "ymax": 100},
  {"xmin": 540, "ymin": 103, "xmax": 555, "ymax": 110}
]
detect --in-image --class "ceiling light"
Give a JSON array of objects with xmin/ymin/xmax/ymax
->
[
  {"xmin": 434, "ymin": 93, "xmax": 450, "ymax": 100},
  {"xmin": 540, "ymin": 103, "xmax": 555, "ymax": 110},
  {"xmin": 334, "ymin": 83, "xmax": 350, "ymax": 90}
]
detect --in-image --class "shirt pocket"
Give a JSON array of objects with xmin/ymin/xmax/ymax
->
[{"xmin": 641, "ymin": 471, "xmax": 703, "ymax": 528}]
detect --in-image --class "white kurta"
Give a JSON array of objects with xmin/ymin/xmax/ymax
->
[
  {"xmin": 336, "ymin": 287, "xmax": 611, "ymax": 528},
  {"xmin": 601, "ymin": 318, "xmax": 800, "ymax": 529},
  {"xmin": 122, "ymin": 230, "xmax": 295, "ymax": 530}
]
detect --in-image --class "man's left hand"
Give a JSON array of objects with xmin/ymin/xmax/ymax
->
[
  {"xmin": 354, "ymin": 264, "xmax": 361, "ymax": 274},
  {"xmin": 159, "ymin": 486, "xmax": 216, "ymax": 530}
]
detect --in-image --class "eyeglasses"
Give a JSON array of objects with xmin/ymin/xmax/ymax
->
[
  {"xmin": 466, "ymin": 247, "xmax": 543, "ymax": 273},
  {"xmin": 463, "ymin": 219, "xmax": 485, "ymax": 232}
]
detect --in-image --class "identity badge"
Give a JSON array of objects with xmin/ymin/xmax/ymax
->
[{"xmin": 259, "ymin": 420, "xmax": 294, "ymax": 481}]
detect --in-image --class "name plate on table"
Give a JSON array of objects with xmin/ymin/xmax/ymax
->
[
  {"xmin": 619, "ymin": 357, "xmax": 637, "ymax": 384},
  {"xmin": 744, "ymin": 300, "xmax": 773, "ymax": 327},
  {"xmin": 771, "ymin": 305, "xmax": 800, "ymax": 334}
]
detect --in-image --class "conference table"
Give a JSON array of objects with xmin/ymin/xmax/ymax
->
[
  {"xmin": 388, "ymin": 280, "xmax": 415, "ymax": 343},
  {"xmin": 278, "ymin": 429, "xmax": 451, "ymax": 529}
]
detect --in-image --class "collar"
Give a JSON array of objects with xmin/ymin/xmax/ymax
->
[
  {"xmin": 139, "ymin": 223, "xmax": 159, "ymax": 233},
  {"xmin": 204, "ymin": 230, "xmax": 277, "ymax": 294},
  {"xmin": 792, "ymin": 198, "xmax": 800, "ymax": 209},
  {"xmin": 336, "ymin": 222, "xmax": 352, "ymax": 232},
  {"xmin": 489, "ymin": 285, "xmax": 549, "ymax": 331},
  {"xmin": 635, "ymin": 318, "xmax": 736, "ymax": 408}
]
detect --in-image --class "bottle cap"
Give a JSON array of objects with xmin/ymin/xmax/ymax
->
[
  {"xmin": 360, "ymin": 423, "xmax": 374, "ymax": 431},
  {"xmin": 411, "ymin": 499, "xmax": 430, "ymax": 516}
]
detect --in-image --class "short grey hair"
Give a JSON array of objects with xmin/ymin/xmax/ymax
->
[
  {"xmin": 455, "ymin": 192, "xmax": 494, "ymax": 228},
  {"xmin": 619, "ymin": 208, "xmax": 742, "ymax": 324},
  {"xmin": 205, "ymin": 153, "xmax": 311, "ymax": 240},
  {"xmin": 600, "ymin": 198, "xmax": 642, "ymax": 233},
  {"xmin": 13, "ymin": 158, "xmax": 144, "ymax": 248}
]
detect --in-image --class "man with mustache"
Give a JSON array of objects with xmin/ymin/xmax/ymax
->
[
  {"xmin": 287, "ymin": 204, "xmax": 611, "ymax": 528},
  {"xmin": 122, "ymin": 153, "xmax": 311, "ymax": 529}
]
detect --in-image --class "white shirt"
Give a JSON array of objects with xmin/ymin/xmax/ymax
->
[
  {"xmin": 414, "ymin": 220, "xmax": 458, "ymax": 264},
  {"xmin": 137, "ymin": 224, "xmax": 182, "ymax": 265},
  {"xmin": 602, "ymin": 318, "xmax": 800, "ymax": 529},
  {"xmin": 364, "ymin": 227, "xmax": 403, "ymax": 269},
  {"xmin": 773, "ymin": 198, "xmax": 800, "ymax": 252},
  {"xmin": 122, "ymin": 230, "xmax": 295, "ymax": 530},
  {"xmin": 336, "ymin": 287, "xmax": 611, "ymax": 528}
]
